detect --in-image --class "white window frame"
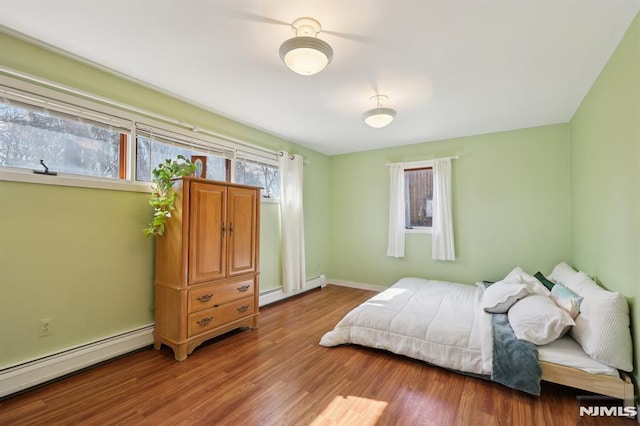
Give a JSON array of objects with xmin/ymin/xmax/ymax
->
[
  {"xmin": 235, "ymin": 148, "xmax": 281, "ymax": 203},
  {"xmin": 0, "ymin": 71, "xmax": 279, "ymax": 194},
  {"xmin": 0, "ymin": 86, "xmax": 145, "ymax": 192}
]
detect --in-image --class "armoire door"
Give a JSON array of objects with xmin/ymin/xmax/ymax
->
[
  {"xmin": 227, "ymin": 186, "xmax": 258, "ymax": 277},
  {"xmin": 188, "ymin": 182, "xmax": 227, "ymax": 284}
]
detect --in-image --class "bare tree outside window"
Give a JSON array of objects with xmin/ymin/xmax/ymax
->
[
  {"xmin": 404, "ymin": 167, "xmax": 433, "ymax": 228},
  {"xmin": 0, "ymin": 102, "xmax": 123, "ymax": 178},
  {"xmin": 235, "ymin": 158, "xmax": 280, "ymax": 200}
]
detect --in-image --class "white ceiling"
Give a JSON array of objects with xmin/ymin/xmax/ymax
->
[{"xmin": 0, "ymin": 1, "xmax": 638, "ymax": 155}]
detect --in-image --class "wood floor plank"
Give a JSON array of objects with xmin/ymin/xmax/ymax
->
[{"xmin": 0, "ymin": 285, "xmax": 635, "ymax": 425}]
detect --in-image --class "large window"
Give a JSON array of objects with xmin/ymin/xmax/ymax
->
[
  {"xmin": 0, "ymin": 99, "xmax": 128, "ymax": 179},
  {"xmin": 404, "ymin": 167, "xmax": 433, "ymax": 230},
  {"xmin": 0, "ymin": 77, "xmax": 280, "ymax": 196}
]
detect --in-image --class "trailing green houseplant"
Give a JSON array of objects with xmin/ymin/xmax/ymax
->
[{"xmin": 143, "ymin": 155, "xmax": 197, "ymax": 237}]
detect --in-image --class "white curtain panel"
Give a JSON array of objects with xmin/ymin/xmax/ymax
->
[
  {"xmin": 432, "ymin": 159, "xmax": 456, "ymax": 260},
  {"xmin": 386, "ymin": 163, "xmax": 406, "ymax": 257},
  {"xmin": 279, "ymin": 152, "xmax": 306, "ymax": 292}
]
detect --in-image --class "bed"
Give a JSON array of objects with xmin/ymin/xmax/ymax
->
[{"xmin": 320, "ymin": 264, "xmax": 634, "ymax": 405}]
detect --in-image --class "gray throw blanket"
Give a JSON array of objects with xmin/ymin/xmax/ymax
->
[{"xmin": 491, "ymin": 312, "xmax": 541, "ymax": 395}]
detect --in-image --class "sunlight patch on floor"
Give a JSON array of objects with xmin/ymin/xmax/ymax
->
[{"xmin": 310, "ymin": 395, "xmax": 388, "ymax": 425}]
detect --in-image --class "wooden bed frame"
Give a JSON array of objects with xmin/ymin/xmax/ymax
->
[{"xmin": 540, "ymin": 361, "xmax": 635, "ymax": 406}]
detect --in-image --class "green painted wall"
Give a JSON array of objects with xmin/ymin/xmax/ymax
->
[
  {"xmin": 299, "ymin": 150, "xmax": 332, "ymax": 279},
  {"xmin": 569, "ymin": 13, "xmax": 640, "ymax": 375},
  {"xmin": 259, "ymin": 202, "xmax": 282, "ymax": 290},
  {"xmin": 329, "ymin": 124, "xmax": 572, "ymax": 286},
  {"xmin": 0, "ymin": 182, "xmax": 154, "ymax": 365},
  {"xmin": 0, "ymin": 32, "xmax": 331, "ymax": 367}
]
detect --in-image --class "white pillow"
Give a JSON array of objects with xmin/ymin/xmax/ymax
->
[
  {"xmin": 562, "ymin": 272, "xmax": 632, "ymax": 372},
  {"xmin": 503, "ymin": 266, "xmax": 528, "ymax": 282},
  {"xmin": 482, "ymin": 282, "xmax": 529, "ymax": 313},
  {"xmin": 508, "ymin": 295, "xmax": 575, "ymax": 345},
  {"xmin": 519, "ymin": 272, "xmax": 551, "ymax": 296},
  {"xmin": 503, "ymin": 267, "xmax": 550, "ymax": 296},
  {"xmin": 548, "ymin": 261, "xmax": 580, "ymax": 286}
]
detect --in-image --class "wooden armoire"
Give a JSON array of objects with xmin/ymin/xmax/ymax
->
[{"xmin": 153, "ymin": 177, "xmax": 260, "ymax": 361}]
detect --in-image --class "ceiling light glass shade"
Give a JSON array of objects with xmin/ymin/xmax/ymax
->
[
  {"xmin": 279, "ymin": 37, "xmax": 333, "ymax": 76},
  {"xmin": 363, "ymin": 107, "xmax": 396, "ymax": 128}
]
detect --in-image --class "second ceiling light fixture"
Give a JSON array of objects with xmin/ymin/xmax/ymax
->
[{"xmin": 363, "ymin": 95, "xmax": 396, "ymax": 128}]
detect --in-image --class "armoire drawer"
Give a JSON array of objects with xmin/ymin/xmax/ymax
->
[
  {"xmin": 187, "ymin": 297, "xmax": 255, "ymax": 337},
  {"xmin": 188, "ymin": 278, "xmax": 255, "ymax": 313}
]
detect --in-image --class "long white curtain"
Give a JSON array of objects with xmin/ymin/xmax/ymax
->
[
  {"xmin": 279, "ymin": 152, "xmax": 306, "ymax": 292},
  {"xmin": 386, "ymin": 163, "xmax": 406, "ymax": 257},
  {"xmin": 432, "ymin": 159, "xmax": 456, "ymax": 260}
]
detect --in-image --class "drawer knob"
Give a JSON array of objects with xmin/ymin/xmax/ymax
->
[
  {"xmin": 196, "ymin": 317, "xmax": 213, "ymax": 326},
  {"xmin": 237, "ymin": 305, "xmax": 250, "ymax": 313},
  {"xmin": 196, "ymin": 294, "xmax": 213, "ymax": 302},
  {"xmin": 237, "ymin": 284, "xmax": 250, "ymax": 292}
]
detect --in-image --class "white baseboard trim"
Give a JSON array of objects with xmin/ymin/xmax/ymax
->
[
  {"xmin": 327, "ymin": 279, "xmax": 387, "ymax": 293},
  {"xmin": 0, "ymin": 325, "xmax": 154, "ymax": 399},
  {"xmin": 259, "ymin": 274, "xmax": 327, "ymax": 306}
]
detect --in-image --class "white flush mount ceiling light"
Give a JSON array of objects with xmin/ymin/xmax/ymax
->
[
  {"xmin": 363, "ymin": 95, "xmax": 396, "ymax": 128},
  {"xmin": 279, "ymin": 17, "xmax": 333, "ymax": 76}
]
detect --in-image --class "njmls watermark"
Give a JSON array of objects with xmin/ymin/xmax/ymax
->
[
  {"xmin": 578, "ymin": 395, "xmax": 637, "ymax": 418},
  {"xmin": 579, "ymin": 406, "xmax": 637, "ymax": 417}
]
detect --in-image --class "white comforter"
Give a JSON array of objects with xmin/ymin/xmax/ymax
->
[{"xmin": 320, "ymin": 277, "xmax": 493, "ymax": 375}]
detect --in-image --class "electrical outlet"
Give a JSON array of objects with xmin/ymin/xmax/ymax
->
[{"xmin": 40, "ymin": 318, "xmax": 53, "ymax": 336}]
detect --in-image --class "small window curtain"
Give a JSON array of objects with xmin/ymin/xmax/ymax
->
[
  {"xmin": 432, "ymin": 159, "xmax": 456, "ymax": 260},
  {"xmin": 279, "ymin": 152, "xmax": 306, "ymax": 292},
  {"xmin": 386, "ymin": 164, "xmax": 406, "ymax": 257}
]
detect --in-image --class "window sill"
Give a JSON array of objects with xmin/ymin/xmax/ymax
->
[
  {"xmin": 405, "ymin": 227, "xmax": 432, "ymax": 234},
  {"xmin": 0, "ymin": 167, "xmax": 152, "ymax": 193},
  {"xmin": 261, "ymin": 197, "xmax": 280, "ymax": 204}
]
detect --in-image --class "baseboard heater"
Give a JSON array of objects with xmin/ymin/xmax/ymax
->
[
  {"xmin": 259, "ymin": 274, "xmax": 327, "ymax": 306},
  {"xmin": 2, "ymin": 275, "xmax": 327, "ymax": 399},
  {"xmin": 0, "ymin": 325, "xmax": 154, "ymax": 399}
]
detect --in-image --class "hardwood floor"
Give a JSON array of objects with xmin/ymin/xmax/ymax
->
[{"xmin": 0, "ymin": 285, "xmax": 635, "ymax": 425}]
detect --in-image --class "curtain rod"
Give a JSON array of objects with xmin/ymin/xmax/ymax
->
[
  {"xmin": 385, "ymin": 155, "xmax": 458, "ymax": 167},
  {"xmin": 0, "ymin": 66, "xmax": 278, "ymax": 157},
  {"xmin": 279, "ymin": 151, "xmax": 311, "ymax": 165}
]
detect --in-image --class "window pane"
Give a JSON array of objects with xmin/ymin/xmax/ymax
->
[
  {"xmin": 235, "ymin": 159, "xmax": 280, "ymax": 199},
  {"xmin": 405, "ymin": 168, "xmax": 433, "ymax": 227},
  {"xmin": 0, "ymin": 102, "xmax": 124, "ymax": 178},
  {"xmin": 136, "ymin": 136, "xmax": 227, "ymax": 182}
]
